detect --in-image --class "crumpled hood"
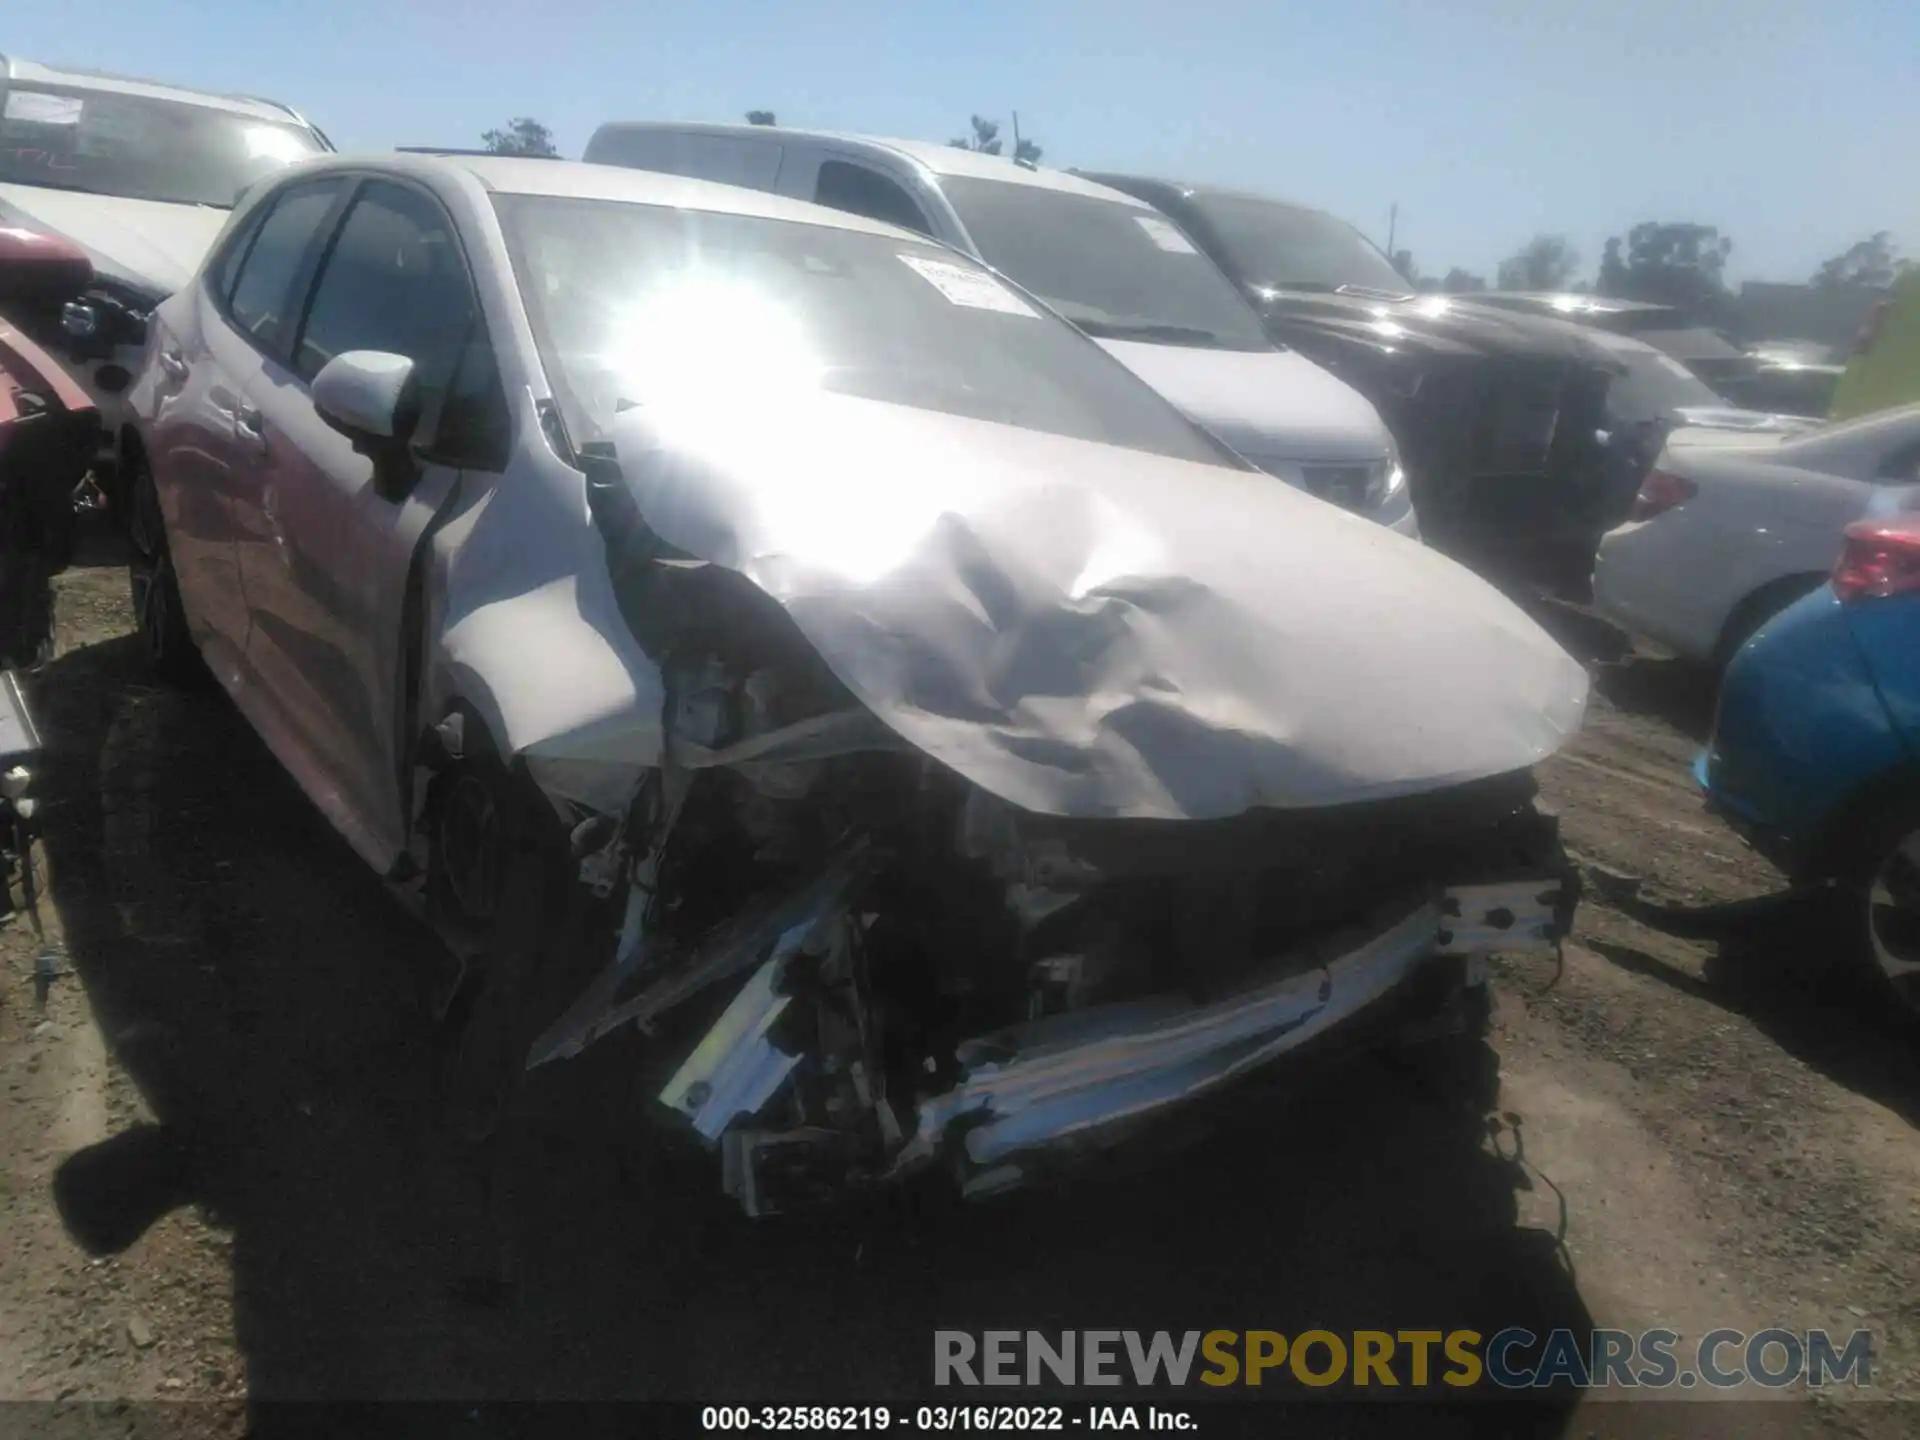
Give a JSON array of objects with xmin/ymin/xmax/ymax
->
[
  {"xmin": 608, "ymin": 392, "xmax": 1587, "ymax": 820},
  {"xmin": 0, "ymin": 184, "xmax": 227, "ymax": 299},
  {"xmin": 1093, "ymin": 338, "xmax": 1391, "ymax": 464}
]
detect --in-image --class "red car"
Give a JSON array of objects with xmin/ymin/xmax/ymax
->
[{"xmin": 0, "ymin": 224, "xmax": 98, "ymax": 666}]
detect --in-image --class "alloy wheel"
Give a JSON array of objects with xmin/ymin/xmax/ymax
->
[
  {"xmin": 1864, "ymin": 828, "xmax": 1920, "ymax": 1015},
  {"xmin": 126, "ymin": 467, "xmax": 177, "ymax": 670}
]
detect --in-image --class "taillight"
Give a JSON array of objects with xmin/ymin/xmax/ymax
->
[
  {"xmin": 1850, "ymin": 300, "xmax": 1890, "ymax": 359},
  {"xmin": 1833, "ymin": 520, "xmax": 1920, "ymax": 602},
  {"xmin": 1629, "ymin": 469, "xmax": 1697, "ymax": 522}
]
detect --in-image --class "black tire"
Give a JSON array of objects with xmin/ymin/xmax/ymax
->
[
  {"xmin": 40, "ymin": 484, "xmax": 80, "ymax": 577},
  {"xmin": 1825, "ymin": 803, "xmax": 1920, "ymax": 1025},
  {"xmin": 125, "ymin": 450, "xmax": 201, "ymax": 685},
  {"xmin": 1713, "ymin": 575, "xmax": 1826, "ymax": 670},
  {"xmin": 423, "ymin": 720, "xmax": 577, "ymax": 1143},
  {"xmin": 0, "ymin": 544, "xmax": 53, "ymax": 668}
]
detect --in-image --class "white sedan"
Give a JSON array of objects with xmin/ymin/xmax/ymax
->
[{"xmin": 1593, "ymin": 404, "xmax": 1920, "ymax": 666}]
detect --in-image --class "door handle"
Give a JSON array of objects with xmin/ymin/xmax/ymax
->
[
  {"xmin": 235, "ymin": 405, "xmax": 267, "ymax": 450},
  {"xmin": 157, "ymin": 349, "xmax": 189, "ymax": 381}
]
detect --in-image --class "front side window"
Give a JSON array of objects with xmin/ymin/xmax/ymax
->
[
  {"xmin": 936, "ymin": 177, "xmax": 1272, "ymax": 352},
  {"xmin": 1183, "ymin": 194, "xmax": 1411, "ymax": 296},
  {"xmin": 226, "ymin": 180, "xmax": 345, "ymax": 354},
  {"xmin": 492, "ymin": 193, "xmax": 1231, "ymax": 466},
  {"xmin": 0, "ymin": 82, "xmax": 324, "ymax": 208},
  {"xmin": 814, "ymin": 162, "xmax": 933, "ymax": 237},
  {"xmin": 294, "ymin": 181, "xmax": 477, "ymax": 401}
]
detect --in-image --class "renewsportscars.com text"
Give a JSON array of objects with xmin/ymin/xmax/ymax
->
[{"xmin": 933, "ymin": 1328, "xmax": 1874, "ymax": 1390}]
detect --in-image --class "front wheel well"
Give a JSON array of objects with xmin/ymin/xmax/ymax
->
[{"xmin": 1799, "ymin": 765, "xmax": 1920, "ymax": 883}]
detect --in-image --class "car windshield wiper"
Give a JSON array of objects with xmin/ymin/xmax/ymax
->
[
  {"xmin": 1069, "ymin": 316, "xmax": 1237, "ymax": 347},
  {"xmin": 1334, "ymin": 283, "xmax": 1415, "ymax": 301}
]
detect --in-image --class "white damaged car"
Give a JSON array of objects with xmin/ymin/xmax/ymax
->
[{"xmin": 128, "ymin": 153, "xmax": 1587, "ymax": 1215}]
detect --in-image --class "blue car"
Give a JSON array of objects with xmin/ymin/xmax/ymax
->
[{"xmin": 1699, "ymin": 516, "xmax": 1920, "ymax": 1017}]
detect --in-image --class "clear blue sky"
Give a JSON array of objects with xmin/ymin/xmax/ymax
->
[{"xmin": 9, "ymin": 0, "xmax": 1915, "ymax": 285}]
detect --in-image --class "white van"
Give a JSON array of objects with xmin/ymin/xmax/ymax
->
[{"xmin": 583, "ymin": 122, "xmax": 1418, "ymax": 534}]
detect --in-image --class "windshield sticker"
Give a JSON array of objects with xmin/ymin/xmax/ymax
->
[
  {"xmin": 1133, "ymin": 214, "xmax": 1200, "ymax": 255},
  {"xmin": 3, "ymin": 92, "xmax": 83, "ymax": 126},
  {"xmin": 898, "ymin": 255, "xmax": 1037, "ymax": 317}
]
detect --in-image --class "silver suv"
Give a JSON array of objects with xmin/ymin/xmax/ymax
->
[{"xmin": 0, "ymin": 55, "xmax": 330, "ymax": 511}]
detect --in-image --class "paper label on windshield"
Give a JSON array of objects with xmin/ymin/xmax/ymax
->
[
  {"xmin": 1134, "ymin": 213, "xmax": 1199, "ymax": 254},
  {"xmin": 898, "ymin": 255, "xmax": 1037, "ymax": 317},
  {"xmin": 4, "ymin": 92, "xmax": 83, "ymax": 125}
]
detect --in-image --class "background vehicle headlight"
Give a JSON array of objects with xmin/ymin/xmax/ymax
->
[{"xmin": 1367, "ymin": 442, "xmax": 1408, "ymax": 507}]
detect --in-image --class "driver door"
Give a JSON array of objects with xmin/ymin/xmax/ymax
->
[{"xmin": 221, "ymin": 177, "xmax": 503, "ymax": 873}]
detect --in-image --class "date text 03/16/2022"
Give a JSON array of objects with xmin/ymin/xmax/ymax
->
[{"xmin": 700, "ymin": 1406, "xmax": 1194, "ymax": 1431}]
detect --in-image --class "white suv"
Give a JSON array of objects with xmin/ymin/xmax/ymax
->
[
  {"xmin": 0, "ymin": 55, "xmax": 329, "ymax": 511},
  {"xmin": 585, "ymin": 122, "xmax": 1418, "ymax": 534}
]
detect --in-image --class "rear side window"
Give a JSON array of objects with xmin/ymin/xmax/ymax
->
[
  {"xmin": 814, "ymin": 161, "xmax": 933, "ymax": 237},
  {"xmin": 226, "ymin": 180, "xmax": 344, "ymax": 354},
  {"xmin": 206, "ymin": 205, "xmax": 272, "ymax": 308},
  {"xmin": 1879, "ymin": 439, "xmax": 1920, "ymax": 483}
]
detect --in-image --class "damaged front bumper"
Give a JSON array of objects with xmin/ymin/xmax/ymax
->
[
  {"xmin": 531, "ymin": 829, "xmax": 1570, "ymax": 1216},
  {"xmin": 895, "ymin": 881, "xmax": 1559, "ymax": 1200}
]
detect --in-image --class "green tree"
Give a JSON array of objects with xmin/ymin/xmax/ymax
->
[
  {"xmin": 746, "ymin": 110, "xmax": 777, "ymax": 126},
  {"xmin": 1495, "ymin": 234, "xmax": 1580, "ymax": 291},
  {"xmin": 1812, "ymin": 231, "xmax": 1907, "ymax": 289},
  {"xmin": 1391, "ymin": 249, "xmax": 1420, "ymax": 286},
  {"xmin": 1596, "ymin": 222, "xmax": 1734, "ymax": 316},
  {"xmin": 481, "ymin": 117, "xmax": 558, "ymax": 158},
  {"xmin": 951, "ymin": 115, "xmax": 1004, "ymax": 155},
  {"xmin": 1440, "ymin": 267, "xmax": 1487, "ymax": 293},
  {"xmin": 950, "ymin": 114, "xmax": 1042, "ymax": 165}
]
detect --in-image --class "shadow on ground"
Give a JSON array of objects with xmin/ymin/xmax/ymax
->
[
  {"xmin": 1590, "ymin": 657, "xmax": 1719, "ymax": 743},
  {"xmin": 24, "ymin": 634, "xmax": 1598, "ymax": 1434},
  {"xmin": 1585, "ymin": 891, "xmax": 1920, "ymax": 1129}
]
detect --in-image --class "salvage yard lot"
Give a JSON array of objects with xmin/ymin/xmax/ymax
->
[{"xmin": 2, "ymin": 545, "xmax": 1917, "ymax": 1437}]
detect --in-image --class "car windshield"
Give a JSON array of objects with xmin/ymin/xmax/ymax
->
[
  {"xmin": 1182, "ymin": 193, "xmax": 1411, "ymax": 295},
  {"xmin": 935, "ymin": 176, "xmax": 1272, "ymax": 351},
  {"xmin": 493, "ymin": 193, "xmax": 1235, "ymax": 466},
  {"xmin": 0, "ymin": 82, "xmax": 323, "ymax": 207}
]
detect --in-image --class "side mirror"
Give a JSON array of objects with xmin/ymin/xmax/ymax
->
[{"xmin": 312, "ymin": 350, "xmax": 420, "ymax": 498}]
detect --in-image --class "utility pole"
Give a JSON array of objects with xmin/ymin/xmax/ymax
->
[
  {"xmin": 1386, "ymin": 202, "xmax": 1398, "ymax": 259},
  {"xmin": 1011, "ymin": 111, "xmax": 1022, "ymax": 159}
]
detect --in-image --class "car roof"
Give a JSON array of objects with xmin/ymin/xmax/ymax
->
[
  {"xmin": 1082, "ymin": 172, "xmax": 1328, "ymax": 213},
  {"xmin": 0, "ymin": 54, "xmax": 310, "ymax": 127},
  {"xmin": 1481, "ymin": 291, "xmax": 1679, "ymax": 318},
  {"xmin": 590, "ymin": 121, "xmax": 1152, "ymax": 206},
  {"xmin": 307, "ymin": 152, "xmax": 933, "ymax": 241}
]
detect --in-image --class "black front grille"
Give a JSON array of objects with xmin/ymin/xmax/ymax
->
[
  {"xmin": 1396, "ymin": 356, "xmax": 1613, "ymax": 549},
  {"xmin": 1301, "ymin": 463, "xmax": 1372, "ymax": 511}
]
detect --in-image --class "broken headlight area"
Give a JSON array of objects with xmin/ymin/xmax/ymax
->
[
  {"xmin": 523, "ymin": 661, "xmax": 1574, "ymax": 1218},
  {"xmin": 507, "ymin": 430, "xmax": 1585, "ymax": 1216}
]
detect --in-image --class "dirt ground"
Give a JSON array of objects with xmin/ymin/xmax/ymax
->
[{"xmin": 1, "ymin": 533, "xmax": 1916, "ymax": 1437}]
